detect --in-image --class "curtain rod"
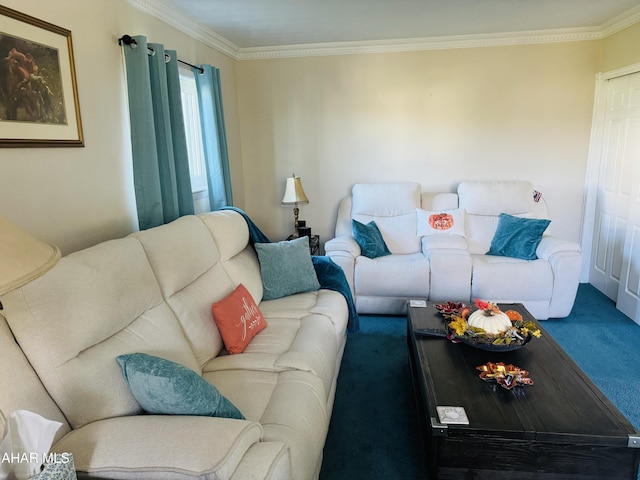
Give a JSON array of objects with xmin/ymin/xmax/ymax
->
[{"xmin": 118, "ymin": 35, "xmax": 204, "ymax": 74}]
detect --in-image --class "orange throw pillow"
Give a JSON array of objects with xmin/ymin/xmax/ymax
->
[{"xmin": 212, "ymin": 284, "xmax": 267, "ymax": 354}]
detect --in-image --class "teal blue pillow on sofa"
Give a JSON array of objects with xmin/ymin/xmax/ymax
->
[
  {"xmin": 352, "ymin": 220, "xmax": 391, "ymax": 259},
  {"xmin": 254, "ymin": 236, "xmax": 321, "ymax": 300},
  {"xmin": 116, "ymin": 353, "xmax": 244, "ymax": 419},
  {"xmin": 487, "ymin": 213, "xmax": 551, "ymax": 260}
]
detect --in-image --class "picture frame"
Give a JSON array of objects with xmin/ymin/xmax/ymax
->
[{"xmin": 0, "ymin": 5, "xmax": 83, "ymax": 147}]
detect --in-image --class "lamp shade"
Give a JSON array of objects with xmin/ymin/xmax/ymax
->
[
  {"xmin": 0, "ymin": 216, "xmax": 61, "ymax": 295},
  {"xmin": 281, "ymin": 175, "xmax": 309, "ymax": 205}
]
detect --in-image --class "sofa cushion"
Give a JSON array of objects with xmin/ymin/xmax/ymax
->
[
  {"xmin": 131, "ymin": 216, "xmax": 233, "ymax": 367},
  {"xmin": 212, "ymin": 284, "xmax": 267, "ymax": 354},
  {"xmin": 458, "ymin": 181, "xmax": 539, "ymax": 255},
  {"xmin": 254, "ymin": 237, "xmax": 320, "ymax": 300},
  {"xmin": 417, "ymin": 208, "xmax": 465, "ymax": 237},
  {"xmin": 198, "ymin": 211, "xmax": 265, "ymax": 303},
  {"xmin": 117, "ymin": 353, "xmax": 244, "ymax": 419},
  {"xmin": 487, "ymin": 213, "xmax": 551, "ymax": 260},
  {"xmin": 351, "ymin": 183, "xmax": 422, "ymax": 253},
  {"xmin": 354, "ymin": 253, "xmax": 430, "ymax": 297},
  {"xmin": 421, "ymin": 192, "xmax": 459, "ymax": 211},
  {"xmin": 2, "ymin": 238, "xmax": 201, "ymax": 429},
  {"xmin": 0, "ymin": 315, "xmax": 71, "ymax": 444},
  {"xmin": 258, "ymin": 290, "xmax": 349, "ymax": 343},
  {"xmin": 204, "ymin": 310, "xmax": 339, "ymax": 401},
  {"xmin": 471, "ymin": 255, "xmax": 553, "ymax": 301},
  {"xmin": 352, "ymin": 220, "xmax": 391, "ymax": 258},
  {"xmin": 458, "ymin": 181, "xmax": 535, "ymax": 216},
  {"xmin": 203, "ymin": 369, "xmax": 329, "ymax": 480}
]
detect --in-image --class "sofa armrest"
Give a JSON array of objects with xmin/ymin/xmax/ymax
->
[
  {"xmin": 324, "ymin": 235, "xmax": 361, "ymax": 257},
  {"xmin": 536, "ymin": 236, "xmax": 582, "ymax": 318},
  {"xmin": 536, "ymin": 236, "xmax": 581, "ymax": 260},
  {"xmin": 53, "ymin": 415, "xmax": 278, "ymax": 480},
  {"xmin": 421, "ymin": 235, "xmax": 468, "ymax": 252},
  {"xmin": 324, "ymin": 236, "xmax": 359, "ymax": 298}
]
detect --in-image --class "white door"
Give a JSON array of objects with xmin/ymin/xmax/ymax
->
[
  {"xmin": 615, "ymin": 73, "xmax": 640, "ymax": 324},
  {"xmin": 589, "ymin": 74, "xmax": 635, "ymax": 300}
]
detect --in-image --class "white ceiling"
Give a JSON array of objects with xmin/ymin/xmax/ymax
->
[{"xmin": 135, "ymin": 0, "xmax": 640, "ymax": 58}]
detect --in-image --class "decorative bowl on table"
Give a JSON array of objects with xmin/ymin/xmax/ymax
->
[
  {"xmin": 433, "ymin": 301, "xmax": 468, "ymax": 319},
  {"xmin": 436, "ymin": 299, "xmax": 541, "ymax": 351},
  {"xmin": 476, "ymin": 362, "xmax": 534, "ymax": 390}
]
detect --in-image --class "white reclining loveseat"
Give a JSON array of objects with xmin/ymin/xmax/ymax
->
[{"xmin": 325, "ymin": 181, "xmax": 581, "ymax": 319}]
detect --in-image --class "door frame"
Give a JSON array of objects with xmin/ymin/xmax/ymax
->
[{"xmin": 580, "ymin": 61, "xmax": 640, "ymax": 282}]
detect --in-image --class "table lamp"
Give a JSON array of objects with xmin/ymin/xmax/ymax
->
[
  {"xmin": 0, "ymin": 215, "xmax": 61, "ymax": 304},
  {"xmin": 281, "ymin": 174, "xmax": 309, "ymax": 236}
]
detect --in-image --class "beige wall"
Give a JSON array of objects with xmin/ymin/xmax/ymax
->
[
  {"xmin": 601, "ymin": 23, "xmax": 640, "ymax": 72},
  {"xmin": 237, "ymin": 41, "xmax": 601, "ymax": 244},
  {"xmin": 0, "ymin": 0, "xmax": 244, "ymax": 254},
  {"xmin": 2, "ymin": 1, "xmax": 638, "ymax": 255}
]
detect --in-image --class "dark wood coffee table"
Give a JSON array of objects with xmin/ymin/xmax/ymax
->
[{"xmin": 408, "ymin": 302, "xmax": 640, "ymax": 480}]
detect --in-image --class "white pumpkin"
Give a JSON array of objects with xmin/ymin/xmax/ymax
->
[{"xmin": 467, "ymin": 309, "xmax": 512, "ymax": 334}]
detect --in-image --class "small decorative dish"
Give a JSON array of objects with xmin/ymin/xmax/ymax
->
[
  {"xmin": 476, "ymin": 362, "xmax": 534, "ymax": 390},
  {"xmin": 433, "ymin": 301, "xmax": 468, "ymax": 319}
]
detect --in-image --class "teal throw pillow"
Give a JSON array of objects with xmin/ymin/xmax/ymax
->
[
  {"xmin": 254, "ymin": 236, "xmax": 321, "ymax": 300},
  {"xmin": 352, "ymin": 220, "xmax": 391, "ymax": 259},
  {"xmin": 487, "ymin": 213, "xmax": 551, "ymax": 260},
  {"xmin": 116, "ymin": 353, "xmax": 244, "ymax": 419}
]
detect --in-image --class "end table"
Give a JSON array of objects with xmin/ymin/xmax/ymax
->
[{"xmin": 286, "ymin": 234, "xmax": 320, "ymax": 255}]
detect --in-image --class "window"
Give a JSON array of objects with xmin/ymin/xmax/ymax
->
[{"xmin": 179, "ymin": 67, "xmax": 210, "ymax": 213}]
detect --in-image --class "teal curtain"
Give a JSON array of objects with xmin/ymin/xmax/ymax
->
[
  {"xmin": 194, "ymin": 64, "xmax": 233, "ymax": 209},
  {"xmin": 122, "ymin": 35, "xmax": 194, "ymax": 230}
]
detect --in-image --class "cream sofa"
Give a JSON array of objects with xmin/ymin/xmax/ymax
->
[
  {"xmin": 0, "ymin": 210, "xmax": 349, "ymax": 480},
  {"xmin": 325, "ymin": 181, "xmax": 581, "ymax": 319}
]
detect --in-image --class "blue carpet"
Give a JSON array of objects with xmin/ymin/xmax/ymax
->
[
  {"xmin": 320, "ymin": 283, "xmax": 640, "ymax": 479},
  {"xmin": 320, "ymin": 315, "xmax": 424, "ymax": 479},
  {"xmin": 543, "ymin": 283, "xmax": 640, "ymax": 433}
]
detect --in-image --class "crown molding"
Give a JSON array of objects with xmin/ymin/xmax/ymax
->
[
  {"xmin": 236, "ymin": 28, "xmax": 603, "ymax": 60},
  {"xmin": 600, "ymin": 4, "xmax": 640, "ymax": 37},
  {"xmin": 128, "ymin": 0, "xmax": 640, "ymax": 61},
  {"xmin": 126, "ymin": 0, "xmax": 239, "ymax": 59}
]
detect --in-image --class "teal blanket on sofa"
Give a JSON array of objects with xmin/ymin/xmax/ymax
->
[{"xmin": 220, "ymin": 207, "xmax": 359, "ymax": 332}]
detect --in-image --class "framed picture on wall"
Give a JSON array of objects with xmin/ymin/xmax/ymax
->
[{"xmin": 0, "ymin": 5, "xmax": 83, "ymax": 147}]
